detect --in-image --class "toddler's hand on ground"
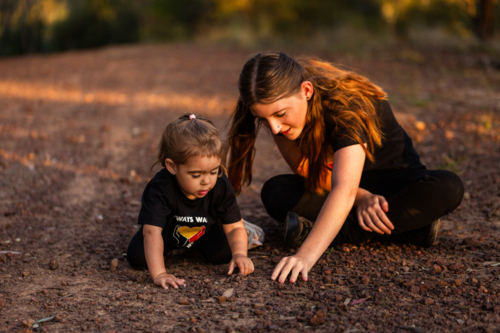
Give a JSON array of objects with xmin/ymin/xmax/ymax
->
[
  {"xmin": 153, "ymin": 273, "xmax": 186, "ymax": 290},
  {"xmin": 228, "ymin": 253, "xmax": 254, "ymax": 276}
]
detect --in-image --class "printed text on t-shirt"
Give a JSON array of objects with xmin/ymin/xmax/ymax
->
[{"xmin": 174, "ymin": 216, "xmax": 208, "ymax": 223}]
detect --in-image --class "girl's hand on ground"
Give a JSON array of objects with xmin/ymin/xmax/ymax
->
[
  {"xmin": 228, "ymin": 254, "xmax": 254, "ymax": 276},
  {"xmin": 356, "ymin": 194, "xmax": 393, "ymax": 234},
  {"xmin": 153, "ymin": 273, "xmax": 186, "ymax": 290},
  {"xmin": 271, "ymin": 255, "xmax": 312, "ymax": 284}
]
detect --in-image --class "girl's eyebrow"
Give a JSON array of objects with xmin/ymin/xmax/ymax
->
[{"xmin": 187, "ymin": 166, "xmax": 220, "ymax": 174}]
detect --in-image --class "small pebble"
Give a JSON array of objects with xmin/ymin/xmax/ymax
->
[
  {"xmin": 49, "ymin": 259, "xmax": 59, "ymax": 270},
  {"xmin": 111, "ymin": 259, "xmax": 119, "ymax": 268},
  {"xmin": 179, "ymin": 298, "xmax": 189, "ymax": 305},
  {"xmin": 425, "ymin": 298, "xmax": 434, "ymax": 305}
]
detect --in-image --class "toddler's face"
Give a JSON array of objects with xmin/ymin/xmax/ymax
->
[{"xmin": 169, "ymin": 155, "xmax": 221, "ymax": 200}]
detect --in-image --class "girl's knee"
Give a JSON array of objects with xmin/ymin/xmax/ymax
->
[
  {"xmin": 430, "ymin": 170, "xmax": 464, "ymax": 210},
  {"xmin": 261, "ymin": 175, "xmax": 305, "ymax": 220}
]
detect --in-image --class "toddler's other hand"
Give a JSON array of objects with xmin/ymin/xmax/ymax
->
[
  {"xmin": 228, "ymin": 254, "xmax": 254, "ymax": 276},
  {"xmin": 153, "ymin": 273, "xmax": 186, "ymax": 290}
]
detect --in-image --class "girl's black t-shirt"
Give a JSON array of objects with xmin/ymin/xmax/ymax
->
[
  {"xmin": 326, "ymin": 99, "xmax": 425, "ymax": 172},
  {"xmin": 137, "ymin": 168, "xmax": 241, "ymax": 248}
]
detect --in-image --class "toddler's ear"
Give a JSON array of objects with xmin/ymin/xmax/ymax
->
[{"xmin": 165, "ymin": 158, "xmax": 177, "ymax": 175}]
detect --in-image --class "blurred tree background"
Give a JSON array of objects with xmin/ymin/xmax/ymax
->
[{"xmin": 0, "ymin": 0, "xmax": 499, "ymax": 56}]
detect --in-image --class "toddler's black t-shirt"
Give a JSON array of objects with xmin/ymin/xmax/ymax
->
[
  {"xmin": 326, "ymin": 99, "xmax": 424, "ymax": 172},
  {"xmin": 137, "ymin": 168, "xmax": 241, "ymax": 248}
]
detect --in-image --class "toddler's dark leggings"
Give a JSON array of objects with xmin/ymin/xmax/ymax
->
[
  {"xmin": 261, "ymin": 168, "xmax": 464, "ymax": 245},
  {"xmin": 127, "ymin": 223, "xmax": 232, "ymax": 269}
]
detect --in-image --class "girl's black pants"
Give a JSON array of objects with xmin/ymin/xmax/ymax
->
[
  {"xmin": 261, "ymin": 168, "xmax": 464, "ymax": 245},
  {"xmin": 127, "ymin": 223, "xmax": 232, "ymax": 269}
]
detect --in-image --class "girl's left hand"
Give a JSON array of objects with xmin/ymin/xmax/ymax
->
[
  {"xmin": 228, "ymin": 254, "xmax": 254, "ymax": 276},
  {"xmin": 356, "ymin": 194, "xmax": 394, "ymax": 234},
  {"xmin": 271, "ymin": 254, "xmax": 312, "ymax": 283}
]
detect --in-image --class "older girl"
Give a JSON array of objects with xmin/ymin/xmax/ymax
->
[
  {"xmin": 226, "ymin": 52, "xmax": 463, "ymax": 284},
  {"xmin": 128, "ymin": 114, "xmax": 254, "ymax": 290}
]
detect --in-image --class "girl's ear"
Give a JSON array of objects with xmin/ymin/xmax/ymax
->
[
  {"xmin": 301, "ymin": 81, "xmax": 314, "ymax": 100},
  {"xmin": 165, "ymin": 158, "xmax": 177, "ymax": 175}
]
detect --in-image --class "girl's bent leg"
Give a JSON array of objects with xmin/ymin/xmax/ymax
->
[
  {"xmin": 261, "ymin": 175, "xmax": 326, "ymax": 222},
  {"xmin": 195, "ymin": 223, "xmax": 232, "ymax": 265},
  {"xmin": 127, "ymin": 226, "xmax": 148, "ymax": 268},
  {"xmin": 335, "ymin": 169, "xmax": 464, "ymax": 245}
]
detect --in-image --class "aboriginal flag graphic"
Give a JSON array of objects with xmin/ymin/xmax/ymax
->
[{"xmin": 173, "ymin": 225, "xmax": 206, "ymax": 248}]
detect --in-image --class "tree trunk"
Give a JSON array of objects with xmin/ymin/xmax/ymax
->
[{"xmin": 475, "ymin": 0, "xmax": 495, "ymax": 40}]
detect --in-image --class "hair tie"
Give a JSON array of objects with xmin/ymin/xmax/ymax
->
[{"xmin": 189, "ymin": 114, "xmax": 196, "ymax": 120}]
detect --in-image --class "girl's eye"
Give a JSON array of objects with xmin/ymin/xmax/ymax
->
[{"xmin": 276, "ymin": 111, "xmax": 286, "ymax": 118}]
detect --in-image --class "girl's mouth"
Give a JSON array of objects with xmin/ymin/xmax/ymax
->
[
  {"xmin": 198, "ymin": 190, "xmax": 209, "ymax": 196},
  {"xmin": 282, "ymin": 128, "xmax": 291, "ymax": 135}
]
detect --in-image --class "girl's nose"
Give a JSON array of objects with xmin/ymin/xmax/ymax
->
[{"xmin": 268, "ymin": 118, "xmax": 281, "ymax": 135}]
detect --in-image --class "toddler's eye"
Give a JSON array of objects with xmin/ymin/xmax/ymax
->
[
  {"xmin": 210, "ymin": 171, "xmax": 218, "ymax": 175},
  {"xmin": 192, "ymin": 174, "xmax": 201, "ymax": 179}
]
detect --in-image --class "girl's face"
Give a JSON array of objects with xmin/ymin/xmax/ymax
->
[
  {"xmin": 166, "ymin": 155, "xmax": 221, "ymax": 200},
  {"xmin": 250, "ymin": 81, "xmax": 313, "ymax": 141}
]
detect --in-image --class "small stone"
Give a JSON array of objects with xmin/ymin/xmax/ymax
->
[
  {"xmin": 54, "ymin": 314, "xmax": 63, "ymax": 322},
  {"xmin": 402, "ymin": 266, "xmax": 409, "ymax": 272},
  {"xmin": 410, "ymin": 286, "xmax": 420, "ymax": 294},
  {"xmin": 414, "ymin": 121, "xmax": 426, "ymax": 131},
  {"xmin": 61, "ymin": 280, "xmax": 68, "ymax": 286},
  {"xmin": 179, "ymin": 298, "xmax": 189, "ymax": 305},
  {"xmin": 136, "ymin": 276, "xmax": 146, "ymax": 283},
  {"xmin": 433, "ymin": 264, "xmax": 442, "ymax": 273},
  {"xmin": 42, "ymin": 289, "xmax": 49, "ymax": 295},
  {"xmin": 335, "ymin": 295, "xmax": 343, "ymax": 302},
  {"xmin": 231, "ymin": 314, "xmax": 239, "ymax": 319},
  {"xmin": 251, "ymin": 303, "xmax": 264, "ymax": 309},
  {"xmin": 111, "ymin": 259, "xmax": 119, "ymax": 268},
  {"xmin": 254, "ymin": 310, "xmax": 264, "ymax": 315},
  {"xmin": 49, "ymin": 259, "xmax": 59, "ymax": 270},
  {"xmin": 22, "ymin": 319, "xmax": 35, "ymax": 327},
  {"xmin": 22, "ymin": 271, "xmax": 29, "ymax": 277},
  {"xmin": 218, "ymin": 296, "xmax": 227, "ymax": 304},
  {"xmin": 226, "ymin": 326, "xmax": 236, "ymax": 333},
  {"xmin": 454, "ymin": 279, "xmax": 462, "ymax": 286},
  {"xmin": 424, "ymin": 298, "xmax": 434, "ymax": 305},
  {"xmin": 309, "ymin": 310, "xmax": 326, "ymax": 326},
  {"xmin": 196, "ymin": 328, "xmax": 206, "ymax": 333}
]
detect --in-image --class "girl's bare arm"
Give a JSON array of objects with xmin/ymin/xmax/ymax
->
[
  {"xmin": 272, "ymin": 144, "xmax": 365, "ymax": 283},
  {"xmin": 223, "ymin": 220, "xmax": 254, "ymax": 276},
  {"xmin": 143, "ymin": 224, "xmax": 185, "ymax": 289}
]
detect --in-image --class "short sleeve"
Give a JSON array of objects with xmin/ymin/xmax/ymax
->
[
  {"xmin": 137, "ymin": 181, "xmax": 173, "ymax": 228},
  {"xmin": 214, "ymin": 174, "xmax": 242, "ymax": 224},
  {"xmin": 329, "ymin": 125, "xmax": 367, "ymax": 153}
]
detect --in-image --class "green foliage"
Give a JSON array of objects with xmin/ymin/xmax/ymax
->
[
  {"xmin": 1, "ymin": 0, "xmax": 499, "ymax": 56},
  {"xmin": 437, "ymin": 155, "xmax": 465, "ymax": 175},
  {"xmin": 51, "ymin": 0, "xmax": 139, "ymax": 51}
]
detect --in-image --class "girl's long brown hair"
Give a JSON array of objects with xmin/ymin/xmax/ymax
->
[{"xmin": 225, "ymin": 52, "xmax": 386, "ymax": 195}]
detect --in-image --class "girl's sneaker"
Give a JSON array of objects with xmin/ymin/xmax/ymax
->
[{"xmin": 284, "ymin": 212, "xmax": 314, "ymax": 248}]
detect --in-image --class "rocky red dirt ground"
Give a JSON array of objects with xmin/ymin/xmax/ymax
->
[{"xmin": 0, "ymin": 42, "xmax": 500, "ymax": 332}]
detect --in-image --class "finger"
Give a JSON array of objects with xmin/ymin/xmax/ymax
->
[
  {"xmin": 369, "ymin": 208, "xmax": 392, "ymax": 234},
  {"xmin": 301, "ymin": 268, "xmax": 308, "ymax": 282},
  {"xmin": 380, "ymin": 198, "xmax": 389, "ymax": 212},
  {"xmin": 362, "ymin": 211, "xmax": 384, "ymax": 234},
  {"xmin": 378, "ymin": 205, "xmax": 394, "ymax": 231},
  {"xmin": 278, "ymin": 261, "xmax": 296, "ymax": 283},
  {"xmin": 227, "ymin": 261, "xmax": 235, "ymax": 275},
  {"xmin": 176, "ymin": 279, "xmax": 186, "ymax": 286},
  {"xmin": 289, "ymin": 263, "xmax": 303, "ymax": 283},
  {"xmin": 167, "ymin": 280, "xmax": 179, "ymax": 289},
  {"xmin": 271, "ymin": 258, "xmax": 288, "ymax": 280},
  {"xmin": 160, "ymin": 281, "xmax": 169, "ymax": 290},
  {"xmin": 357, "ymin": 211, "xmax": 372, "ymax": 232}
]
